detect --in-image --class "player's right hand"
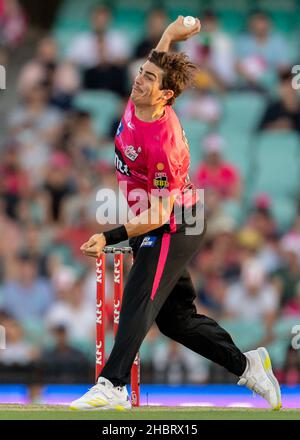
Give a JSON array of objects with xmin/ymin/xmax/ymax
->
[
  {"xmin": 165, "ymin": 16, "xmax": 201, "ymax": 43},
  {"xmin": 80, "ymin": 233, "xmax": 106, "ymax": 258}
]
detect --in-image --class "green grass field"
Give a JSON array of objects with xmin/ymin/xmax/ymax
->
[{"xmin": 0, "ymin": 405, "xmax": 299, "ymax": 420}]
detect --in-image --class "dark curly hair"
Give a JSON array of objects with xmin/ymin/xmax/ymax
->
[{"xmin": 147, "ymin": 49, "xmax": 197, "ymax": 106}]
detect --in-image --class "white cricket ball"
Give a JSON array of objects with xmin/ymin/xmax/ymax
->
[{"xmin": 183, "ymin": 16, "xmax": 196, "ymax": 27}]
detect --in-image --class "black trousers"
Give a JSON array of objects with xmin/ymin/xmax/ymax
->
[{"xmin": 100, "ymin": 226, "xmax": 247, "ymax": 386}]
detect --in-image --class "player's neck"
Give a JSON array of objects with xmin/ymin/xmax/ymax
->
[{"xmin": 134, "ymin": 104, "xmax": 165, "ymax": 122}]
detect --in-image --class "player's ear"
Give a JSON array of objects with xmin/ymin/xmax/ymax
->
[{"xmin": 162, "ymin": 89, "xmax": 174, "ymax": 101}]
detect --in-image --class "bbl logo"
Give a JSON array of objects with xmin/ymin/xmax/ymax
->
[{"xmin": 153, "ymin": 172, "xmax": 169, "ymax": 189}]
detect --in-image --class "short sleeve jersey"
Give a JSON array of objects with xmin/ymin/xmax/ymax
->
[{"xmin": 114, "ymin": 99, "xmax": 196, "ymax": 232}]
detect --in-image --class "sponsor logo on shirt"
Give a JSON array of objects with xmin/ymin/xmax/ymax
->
[
  {"xmin": 115, "ymin": 149, "xmax": 131, "ymax": 176},
  {"xmin": 124, "ymin": 145, "xmax": 141, "ymax": 162},
  {"xmin": 127, "ymin": 121, "xmax": 135, "ymax": 130},
  {"xmin": 156, "ymin": 163, "xmax": 165, "ymax": 171},
  {"xmin": 153, "ymin": 172, "xmax": 169, "ymax": 190},
  {"xmin": 116, "ymin": 121, "xmax": 124, "ymax": 136},
  {"xmin": 141, "ymin": 236, "xmax": 157, "ymax": 247}
]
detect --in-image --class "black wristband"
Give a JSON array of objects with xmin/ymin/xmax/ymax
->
[{"xmin": 103, "ymin": 225, "xmax": 128, "ymax": 246}]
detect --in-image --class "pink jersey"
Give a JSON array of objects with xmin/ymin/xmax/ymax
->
[{"xmin": 114, "ymin": 99, "xmax": 197, "ymax": 232}]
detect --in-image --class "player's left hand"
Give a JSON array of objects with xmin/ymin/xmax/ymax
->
[{"xmin": 80, "ymin": 233, "xmax": 106, "ymax": 258}]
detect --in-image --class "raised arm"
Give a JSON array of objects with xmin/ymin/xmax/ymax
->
[{"xmin": 155, "ymin": 15, "xmax": 201, "ymax": 52}]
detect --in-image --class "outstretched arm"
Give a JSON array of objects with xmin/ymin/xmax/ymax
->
[
  {"xmin": 80, "ymin": 194, "xmax": 175, "ymax": 258},
  {"xmin": 155, "ymin": 15, "xmax": 201, "ymax": 52}
]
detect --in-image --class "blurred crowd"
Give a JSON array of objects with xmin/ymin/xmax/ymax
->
[{"xmin": 0, "ymin": 1, "xmax": 300, "ymax": 395}]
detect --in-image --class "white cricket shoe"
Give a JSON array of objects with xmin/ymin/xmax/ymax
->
[
  {"xmin": 238, "ymin": 347, "xmax": 282, "ymax": 410},
  {"xmin": 69, "ymin": 377, "xmax": 131, "ymax": 410}
]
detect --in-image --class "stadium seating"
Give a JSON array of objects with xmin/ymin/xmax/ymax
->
[
  {"xmin": 271, "ymin": 197, "xmax": 298, "ymax": 231},
  {"xmin": 73, "ymin": 90, "xmax": 122, "ymax": 137},
  {"xmin": 206, "ymin": 0, "xmax": 250, "ymax": 33},
  {"xmin": 22, "ymin": 319, "xmax": 46, "ymax": 346},
  {"xmin": 221, "ymin": 200, "xmax": 244, "ymax": 225},
  {"xmin": 220, "ymin": 319, "xmax": 265, "ymax": 352},
  {"xmin": 180, "ymin": 118, "xmax": 209, "ymax": 168},
  {"xmin": 162, "ymin": 0, "xmax": 200, "ymax": 21},
  {"xmin": 257, "ymin": 0, "xmax": 298, "ymax": 33},
  {"xmin": 249, "ymin": 131, "xmax": 300, "ymax": 229},
  {"xmin": 267, "ymin": 317, "xmax": 300, "ymax": 367},
  {"xmin": 220, "ymin": 317, "xmax": 298, "ymax": 368},
  {"xmin": 21, "ymin": 316, "xmax": 294, "ymax": 369},
  {"xmin": 15, "ymin": 0, "xmax": 300, "ymax": 386},
  {"xmin": 218, "ymin": 128, "xmax": 253, "ymax": 178},
  {"xmin": 220, "ymin": 92, "xmax": 266, "ymax": 133},
  {"xmin": 274, "ymin": 316, "xmax": 300, "ymax": 342}
]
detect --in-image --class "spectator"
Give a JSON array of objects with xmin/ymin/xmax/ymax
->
[
  {"xmin": 0, "ymin": 199, "xmax": 22, "ymax": 281},
  {"xmin": 18, "ymin": 223, "xmax": 49, "ymax": 277},
  {"xmin": 280, "ymin": 217, "xmax": 300, "ymax": 265},
  {"xmin": 7, "ymin": 82, "xmax": 63, "ymax": 185},
  {"xmin": 271, "ymin": 236, "xmax": 300, "ymax": 308},
  {"xmin": 195, "ymin": 227, "xmax": 240, "ymax": 282},
  {"xmin": 66, "ymin": 3, "xmax": 130, "ymax": 67},
  {"xmin": 17, "ymin": 37, "xmax": 79, "ymax": 110},
  {"xmin": 134, "ymin": 8, "xmax": 169, "ymax": 59},
  {"xmin": 152, "ymin": 339, "xmax": 208, "ymax": 384},
  {"xmin": 246, "ymin": 194, "xmax": 278, "ymax": 238},
  {"xmin": 51, "ymin": 62, "xmax": 80, "ymax": 111},
  {"xmin": 1, "ymin": 0, "xmax": 300, "ymax": 388},
  {"xmin": 237, "ymin": 225, "xmax": 281, "ymax": 276},
  {"xmin": 67, "ymin": 111, "xmax": 100, "ymax": 165},
  {"xmin": 82, "ymin": 35, "xmax": 129, "ymax": 97},
  {"xmin": 45, "ymin": 278, "xmax": 95, "ymax": 346},
  {"xmin": 195, "ymin": 133, "xmax": 242, "ymax": 200},
  {"xmin": 50, "ymin": 265, "xmax": 77, "ymax": 301},
  {"xmin": 276, "ymin": 344, "xmax": 300, "ymax": 385},
  {"xmin": 8, "ymin": 82, "xmax": 62, "ymax": 142},
  {"xmin": 236, "ymin": 11, "xmax": 290, "ymax": 91},
  {"xmin": 62, "ymin": 175, "xmax": 96, "ymax": 222},
  {"xmin": 43, "ymin": 151, "xmax": 75, "ymax": 224},
  {"xmin": 244, "ymin": 197, "xmax": 281, "ymax": 274},
  {"xmin": 15, "ymin": 186, "xmax": 49, "ymax": 226},
  {"xmin": 198, "ymin": 188, "xmax": 236, "ymax": 240},
  {"xmin": 0, "ymin": 0, "xmax": 27, "ymax": 49},
  {"xmin": 0, "ymin": 315, "xmax": 38, "ymax": 366},
  {"xmin": 181, "ymin": 10, "xmax": 236, "ymax": 88},
  {"xmin": 18, "ymin": 37, "xmax": 58, "ymax": 98},
  {"xmin": 197, "ymin": 273, "xmax": 227, "ymax": 319},
  {"xmin": 177, "ymin": 88, "xmax": 222, "ymax": 125},
  {"xmin": 38, "ymin": 324, "xmax": 92, "ymax": 383},
  {"xmin": 0, "ymin": 140, "xmax": 29, "ymax": 219},
  {"xmin": 258, "ymin": 69, "xmax": 300, "ymax": 133},
  {"xmin": 1, "ymin": 253, "xmax": 53, "ymax": 322},
  {"xmin": 0, "ymin": 315, "xmax": 39, "ymax": 385},
  {"xmin": 223, "ymin": 259, "xmax": 279, "ymax": 337},
  {"xmin": 282, "ymin": 281, "xmax": 300, "ymax": 316},
  {"xmin": 58, "ymin": 189, "xmax": 97, "ymax": 260}
]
